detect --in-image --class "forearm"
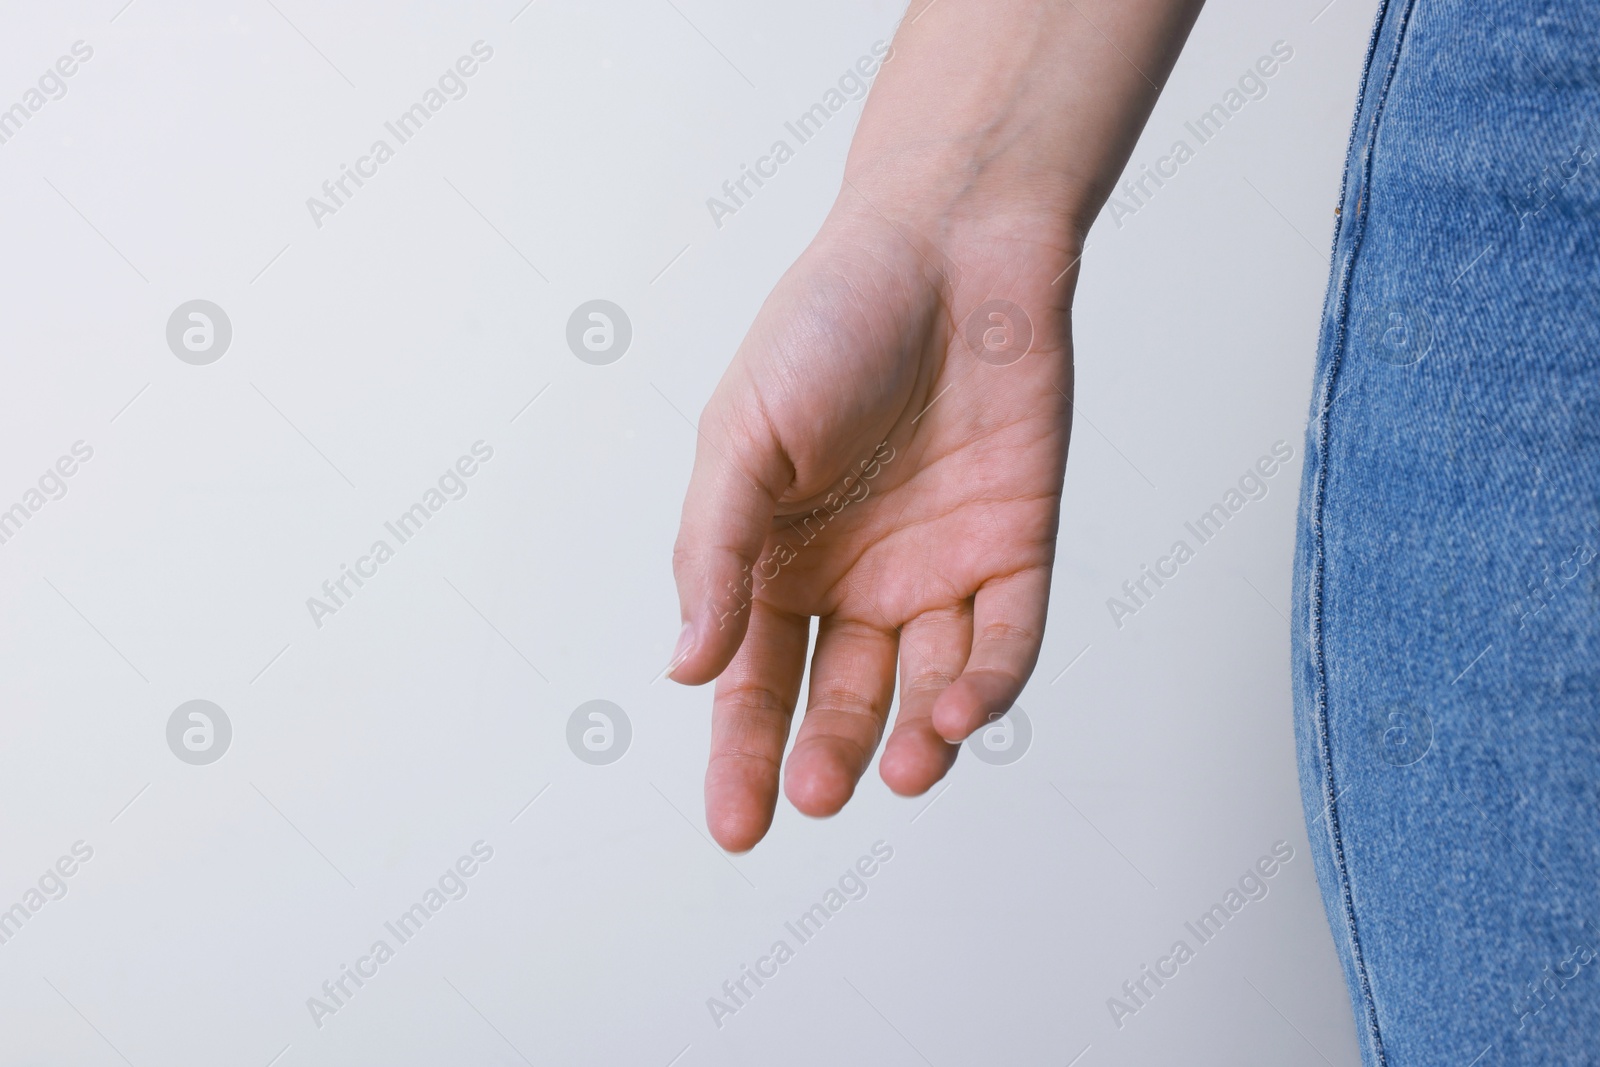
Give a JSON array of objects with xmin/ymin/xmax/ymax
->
[{"xmin": 845, "ymin": 0, "xmax": 1206, "ymax": 245}]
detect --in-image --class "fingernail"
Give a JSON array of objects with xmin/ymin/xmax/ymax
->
[{"xmin": 666, "ymin": 621, "xmax": 696, "ymax": 680}]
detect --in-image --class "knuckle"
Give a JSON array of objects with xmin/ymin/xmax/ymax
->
[
  {"xmin": 808, "ymin": 685, "xmax": 881, "ymax": 720},
  {"xmin": 978, "ymin": 621, "xmax": 1034, "ymax": 645},
  {"xmin": 709, "ymin": 745, "xmax": 782, "ymax": 776},
  {"xmin": 905, "ymin": 670, "xmax": 955, "ymax": 694},
  {"xmin": 828, "ymin": 617, "xmax": 889, "ymax": 641},
  {"xmin": 915, "ymin": 605, "xmax": 967, "ymax": 627},
  {"xmin": 716, "ymin": 682, "xmax": 790, "ymax": 722},
  {"xmin": 962, "ymin": 665, "xmax": 1024, "ymax": 692}
]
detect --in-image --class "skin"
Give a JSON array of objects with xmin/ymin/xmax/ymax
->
[{"xmin": 670, "ymin": 0, "xmax": 1208, "ymax": 851}]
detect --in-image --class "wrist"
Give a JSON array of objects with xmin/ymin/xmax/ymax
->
[
  {"xmin": 834, "ymin": 0, "xmax": 1205, "ymax": 257},
  {"xmin": 840, "ymin": 83, "xmax": 1097, "ymax": 252},
  {"xmin": 832, "ymin": 136, "xmax": 1090, "ymax": 301},
  {"xmin": 841, "ymin": 148, "xmax": 1092, "ymax": 258}
]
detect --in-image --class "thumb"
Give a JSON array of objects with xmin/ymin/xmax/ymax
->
[{"xmin": 669, "ymin": 400, "xmax": 793, "ymax": 685}]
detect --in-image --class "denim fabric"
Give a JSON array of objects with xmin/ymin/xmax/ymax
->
[{"xmin": 1292, "ymin": 0, "xmax": 1600, "ymax": 1063}]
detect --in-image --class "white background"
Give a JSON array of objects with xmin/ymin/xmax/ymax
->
[{"xmin": 0, "ymin": 0, "xmax": 1375, "ymax": 1063}]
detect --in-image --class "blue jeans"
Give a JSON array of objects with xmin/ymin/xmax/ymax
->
[{"xmin": 1293, "ymin": 0, "xmax": 1600, "ymax": 1063}]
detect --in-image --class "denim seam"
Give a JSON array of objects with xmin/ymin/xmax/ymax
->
[
  {"xmin": 1306, "ymin": 1, "xmax": 1425, "ymax": 1064},
  {"xmin": 1322, "ymin": 0, "xmax": 1396, "ymax": 283}
]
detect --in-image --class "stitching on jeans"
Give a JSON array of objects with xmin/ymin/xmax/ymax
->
[
  {"xmin": 1321, "ymin": 0, "xmax": 1395, "ymax": 273},
  {"xmin": 1306, "ymin": 1, "xmax": 1425, "ymax": 1064}
]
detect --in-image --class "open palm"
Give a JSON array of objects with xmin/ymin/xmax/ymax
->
[{"xmin": 671, "ymin": 191, "xmax": 1077, "ymax": 850}]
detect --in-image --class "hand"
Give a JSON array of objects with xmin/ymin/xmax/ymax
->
[
  {"xmin": 667, "ymin": 0, "xmax": 1203, "ymax": 850},
  {"xmin": 668, "ymin": 187, "xmax": 1078, "ymax": 851}
]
